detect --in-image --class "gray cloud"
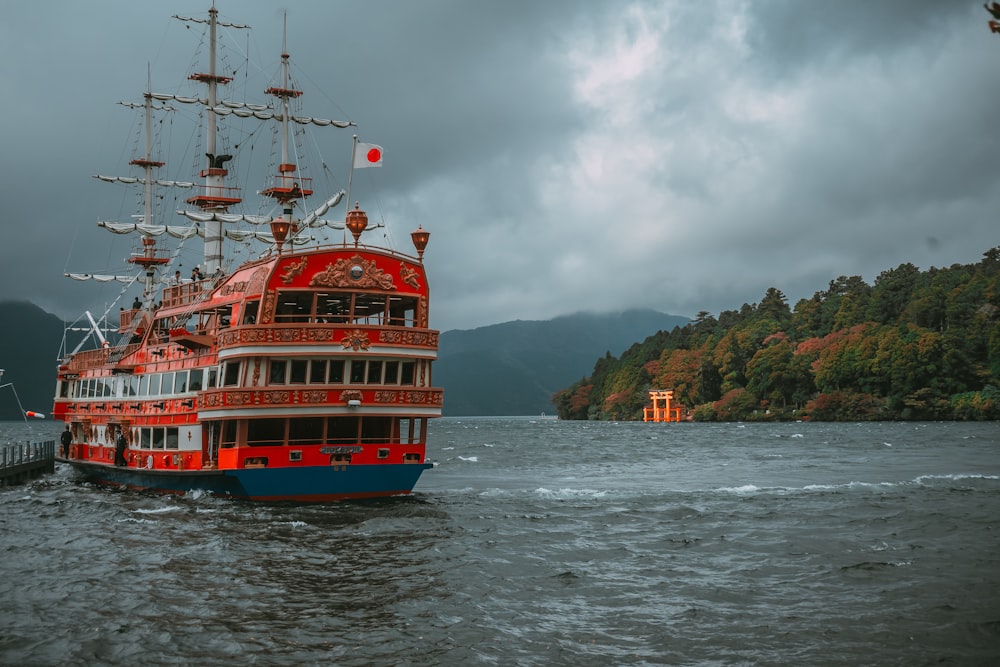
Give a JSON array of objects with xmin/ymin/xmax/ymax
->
[{"xmin": 2, "ymin": 1, "xmax": 998, "ymax": 333}]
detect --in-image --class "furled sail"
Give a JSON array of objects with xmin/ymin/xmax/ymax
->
[
  {"xmin": 210, "ymin": 106, "xmax": 354, "ymax": 128},
  {"xmin": 97, "ymin": 222, "xmax": 201, "ymax": 239},
  {"xmin": 65, "ymin": 273, "xmax": 137, "ymax": 283},
  {"xmin": 94, "ymin": 175, "xmax": 196, "ymax": 188},
  {"xmin": 300, "ymin": 192, "xmax": 347, "ymax": 229},
  {"xmin": 177, "ymin": 211, "xmax": 273, "ymax": 225}
]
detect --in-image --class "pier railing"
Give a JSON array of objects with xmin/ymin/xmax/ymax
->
[{"xmin": 0, "ymin": 440, "xmax": 56, "ymax": 486}]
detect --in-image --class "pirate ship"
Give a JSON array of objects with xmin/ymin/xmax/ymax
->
[{"xmin": 52, "ymin": 5, "xmax": 440, "ymax": 501}]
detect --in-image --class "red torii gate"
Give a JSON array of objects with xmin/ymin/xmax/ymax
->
[{"xmin": 643, "ymin": 390, "xmax": 683, "ymax": 422}]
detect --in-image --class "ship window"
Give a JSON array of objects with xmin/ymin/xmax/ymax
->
[
  {"xmin": 148, "ymin": 374, "xmax": 161, "ymax": 395},
  {"xmin": 384, "ymin": 361, "xmax": 399, "ymax": 385},
  {"xmin": 289, "ymin": 359, "xmax": 308, "ymax": 384},
  {"xmin": 152, "ymin": 428, "xmax": 165, "ymax": 449},
  {"xmin": 269, "ymin": 360, "xmax": 287, "ymax": 384},
  {"xmin": 398, "ymin": 418, "xmax": 413, "ymax": 444},
  {"xmin": 139, "ymin": 375, "xmax": 149, "ymax": 396},
  {"xmin": 220, "ymin": 420, "xmax": 237, "ymax": 448},
  {"xmin": 247, "ymin": 418, "xmax": 285, "ymax": 447},
  {"xmin": 289, "ymin": 450, "xmax": 302, "ymax": 462},
  {"xmin": 59, "ymin": 381, "xmax": 69, "ymax": 399},
  {"xmin": 349, "ymin": 361, "xmax": 365, "ymax": 384},
  {"xmin": 400, "ymin": 361, "xmax": 415, "ymax": 386},
  {"xmin": 362, "ymin": 417, "xmax": 392, "ymax": 443},
  {"xmin": 367, "ymin": 360, "xmax": 383, "ymax": 384},
  {"xmin": 377, "ymin": 448, "xmax": 389, "ymax": 459},
  {"xmin": 309, "ymin": 360, "xmax": 327, "ymax": 384},
  {"xmin": 165, "ymin": 427, "xmax": 179, "ymax": 450},
  {"xmin": 140, "ymin": 428, "xmax": 151, "ymax": 449},
  {"xmin": 274, "ymin": 291, "xmax": 314, "ymax": 322},
  {"xmin": 329, "ymin": 360, "xmax": 345, "ymax": 383},
  {"xmin": 128, "ymin": 377, "xmax": 139, "ymax": 396},
  {"xmin": 174, "ymin": 370, "xmax": 188, "ymax": 394},
  {"xmin": 208, "ymin": 367, "xmax": 218, "ymax": 389},
  {"xmin": 327, "ymin": 416, "xmax": 359, "ymax": 444},
  {"xmin": 353, "ymin": 294, "xmax": 386, "ymax": 325},
  {"xmin": 289, "ymin": 417, "xmax": 324, "ymax": 445},
  {"xmin": 223, "ymin": 362, "xmax": 241, "ymax": 387},
  {"xmin": 242, "ymin": 300, "xmax": 260, "ymax": 325},
  {"xmin": 388, "ymin": 295, "xmax": 418, "ymax": 327},
  {"xmin": 161, "ymin": 372, "xmax": 175, "ymax": 396},
  {"xmin": 218, "ymin": 306, "xmax": 233, "ymax": 329},
  {"xmin": 317, "ymin": 292, "xmax": 351, "ymax": 323},
  {"xmin": 189, "ymin": 369, "xmax": 203, "ymax": 392}
]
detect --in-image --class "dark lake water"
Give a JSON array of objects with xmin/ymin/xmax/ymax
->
[{"xmin": 2, "ymin": 418, "xmax": 999, "ymax": 666}]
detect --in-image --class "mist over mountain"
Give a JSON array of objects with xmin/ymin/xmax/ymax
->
[
  {"xmin": 0, "ymin": 301, "xmax": 687, "ymax": 420},
  {"xmin": 436, "ymin": 310, "xmax": 689, "ymax": 415}
]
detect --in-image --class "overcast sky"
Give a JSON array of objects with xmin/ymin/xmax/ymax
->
[{"xmin": 2, "ymin": 1, "xmax": 998, "ymax": 332}]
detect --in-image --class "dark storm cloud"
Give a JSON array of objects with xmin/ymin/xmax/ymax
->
[{"xmin": 2, "ymin": 1, "xmax": 998, "ymax": 332}]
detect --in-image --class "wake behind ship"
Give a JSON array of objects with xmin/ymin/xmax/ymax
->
[{"xmin": 52, "ymin": 5, "xmax": 441, "ymax": 501}]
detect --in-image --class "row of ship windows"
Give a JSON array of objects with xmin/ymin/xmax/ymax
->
[
  {"xmin": 222, "ymin": 358, "xmax": 417, "ymax": 387},
  {"xmin": 270, "ymin": 291, "xmax": 419, "ymax": 326},
  {"xmin": 72, "ymin": 416, "xmax": 423, "ymax": 450},
  {"xmin": 63, "ymin": 358, "xmax": 419, "ymax": 399}
]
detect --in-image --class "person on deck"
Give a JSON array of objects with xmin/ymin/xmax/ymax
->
[
  {"xmin": 60, "ymin": 425, "xmax": 72, "ymax": 458},
  {"xmin": 114, "ymin": 428, "xmax": 127, "ymax": 467},
  {"xmin": 132, "ymin": 296, "xmax": 142, "ymax": 310}
]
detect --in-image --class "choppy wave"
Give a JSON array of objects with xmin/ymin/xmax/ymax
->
[{"xmin": 2, "ymin": 419, "xmax": 999, "ymax": 666}]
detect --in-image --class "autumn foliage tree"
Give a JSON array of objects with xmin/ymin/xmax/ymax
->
[{"xmin": 553, "ymin": 248, "xmax": 1000, "ymax": 421}]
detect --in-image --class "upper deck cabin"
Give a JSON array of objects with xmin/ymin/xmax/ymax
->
[{"xmin": 62, "ymin": 241, "xmax": 435, "ymax": 378}]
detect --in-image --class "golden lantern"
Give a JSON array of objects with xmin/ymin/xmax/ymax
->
[
  {"xmin": 345, "ymin": 203, "xmax": 368, "ymax": 246},
  {"xmin": 410, "ymin": 225, "xmax": 430, "ymax": 260},
  {"xmin": 269, "ymin": 218, "xmax": 291, "ymax": 254}
]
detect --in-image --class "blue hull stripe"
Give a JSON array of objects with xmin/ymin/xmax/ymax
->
[{"xmin": 65, "ymin": 461, "xmax": 433, "ymax": 501}]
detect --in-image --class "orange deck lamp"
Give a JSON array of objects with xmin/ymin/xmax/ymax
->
[
  {"xmin": 345, "ymin": 203, "xmax": 368, "ymax": 246},
  {"xmin": 269, "ymin": 218, "xmax": 291, "ymax": 254},
  {"xmin": 411, "ymin": 225, "xmax": 430, "ymax": 260}
]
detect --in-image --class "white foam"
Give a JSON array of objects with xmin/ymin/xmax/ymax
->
[{"xmin": 533, "ymin": 487, "xmax": 608, "ymax": 499}]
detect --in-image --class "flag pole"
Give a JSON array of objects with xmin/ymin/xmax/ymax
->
[
  {"xmin": 344, "ymin": 135, "xmax": 359, "ymax": 244},
  {"xmin": 346, "ymin": 134, "xmax": 358, "ymax": 218}
]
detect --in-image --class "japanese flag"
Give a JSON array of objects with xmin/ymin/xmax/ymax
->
[{"xmin": 354, "ymin": 143, "xmax": 383, "ymax": 168}]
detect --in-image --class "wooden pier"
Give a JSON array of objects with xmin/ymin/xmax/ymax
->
[{"xmin": 0, "ymin": 440, "xmax": 55, "ymax": 486}]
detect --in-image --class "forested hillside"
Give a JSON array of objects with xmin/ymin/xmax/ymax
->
[{"xmin": 553, "ymin": 249, "xmax": 1000, "ymax": 421}]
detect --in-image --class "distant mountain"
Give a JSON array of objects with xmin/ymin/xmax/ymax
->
[
  {"xmin": 0, "ymin": 301, "xmax": 688, "ymax": 420},
  {"xmin": 436, "ymin": 309, "xmax": 689, "ymax": 415},
  {"xmin": 0, "ymin": 301, "xmax": 66, "ymax": 421}
]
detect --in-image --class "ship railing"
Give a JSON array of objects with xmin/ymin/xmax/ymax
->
[
  {"xmin": 217, "ymin": 323, "xmax": 439, "ymax": 351},
  {"xmin": 118, "ymin": 308, "xmax": 152, "ymax": 334},
  {"xmin": 161, "ymin": 279, "xmax": 213, "ymax": 309},
  {"xmin": 0, "ymin": 440, "xmax": 55, "ymax": 481},
  {"xmin": 62, "ymin": 343, "xmax": 143, "ymax": 373}
]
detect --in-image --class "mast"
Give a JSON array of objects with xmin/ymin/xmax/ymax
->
[
  {"xmin": 126, "ymin": 68, "xmax": 170, "ymax": 301},
  {"xmin": 182, "ymin": 5, "xmax": 246, "ymax": 275},
  {"xmin": 261, "ymin": 11, "xmax": 313, "ymax": 249}
]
